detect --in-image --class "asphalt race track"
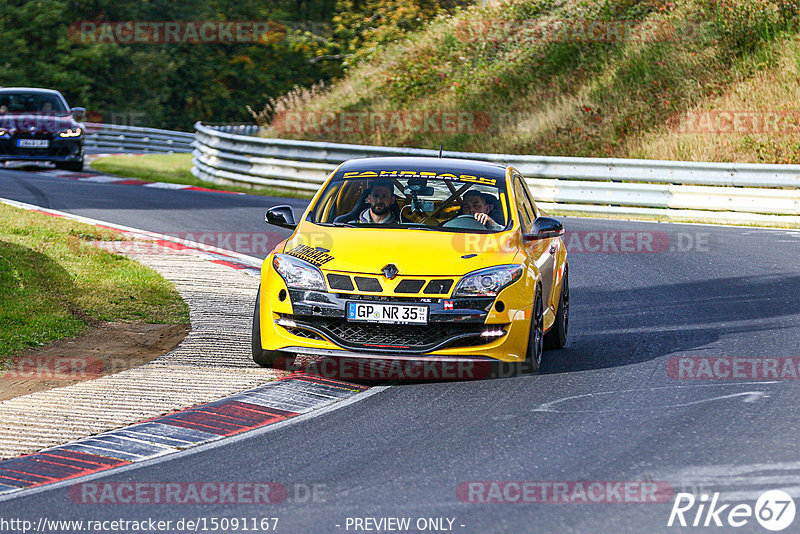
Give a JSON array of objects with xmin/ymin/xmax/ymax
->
[{"xmin": 2, "ymin": 165, "xmax": 800, "ymax": 533}]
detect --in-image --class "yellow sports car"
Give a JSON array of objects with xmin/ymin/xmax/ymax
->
[{"xmin": 253, "ymin": 157, "xmax": 568, "ymax": 376}]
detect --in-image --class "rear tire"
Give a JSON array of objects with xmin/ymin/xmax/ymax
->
[
  {"xmin": 544, "ymin": 266, "xmax": 569, "ymax": 349},
  {"xmin": 523, "ymin": 286, "xmax": 544, "ymax": 373},
  {"xmin": 252, "ymin": 289, "xmax": 288, "ymax": 368}
]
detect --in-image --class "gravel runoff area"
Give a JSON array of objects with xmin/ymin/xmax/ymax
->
[{"xmin": 0, "ymin": 252, "xmax": 281, "ymax": 460}]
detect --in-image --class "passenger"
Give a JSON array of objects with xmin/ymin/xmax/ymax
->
[
  {"xmin": 461, "ymin": 190, "xmax": 503, "ymax": 231},
  {"xmin": 357, "ymin": 179, "xmax": 397, "ymax": 224}
]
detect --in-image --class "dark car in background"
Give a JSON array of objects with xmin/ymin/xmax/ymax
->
[{"xmin": 0, "ymin": 87, "xmax": 85, "ymax": 171}]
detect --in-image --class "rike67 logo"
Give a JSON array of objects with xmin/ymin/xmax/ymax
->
[{"xmin": 668, "ymin": 490, "xmax": 796, "ymax": 531}]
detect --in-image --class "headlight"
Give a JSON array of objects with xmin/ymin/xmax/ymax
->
[
  {"xmin": 453, "ymin": 265, "xmax": 524, "ymax": 297},
  {"xmin": 272, "ymin": 253, "xmax": 325, "ymax": 291},
  {"xmin": 58, "ymin": 128, "xmax": 82, "ymax": 138},
  {"xmin": 0, "ymin": 128, "xmax": 8, "ymax": 137}
]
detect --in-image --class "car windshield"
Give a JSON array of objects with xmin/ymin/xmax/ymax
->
[
  {"xmin": 308, "ymin": 169, "xmax": 511, "ymax": 233},
  {"xmin": 0, "ymin": 91, "xmax": 68, "ymax": 116}
]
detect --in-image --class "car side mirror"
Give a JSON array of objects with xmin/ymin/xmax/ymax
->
[
  {"xmin": 71, "ymin": 107, "xmax": 86, "ymax": 122},
  {"xmin": 523, "ymin": 216, "xmax": 564, "ymax": 241},
  {"xmin": 265, "ymin": 205, "xmax": 297, "ymax": 229}
]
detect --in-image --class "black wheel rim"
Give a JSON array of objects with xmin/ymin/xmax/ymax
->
[{"xmin": 533, "ymin": 290, "xmax": 544, "ymax": 366}]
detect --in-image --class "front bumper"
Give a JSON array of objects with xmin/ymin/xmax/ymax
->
[
  {"xmin": 0, "ymin": 137, "xmax": 84, "ymax": 162},
  {"xmin": 259, "ymin": 281, "xmax": 533, "ymax": 363}
]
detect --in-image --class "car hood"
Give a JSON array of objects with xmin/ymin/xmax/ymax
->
[
  {"xmin": 0, "ymin": 114, "xmax": 79, "ymax": 133},
  {"xmin": 282, "ymin": 224, "xmax": 520, "ymax": 276}
]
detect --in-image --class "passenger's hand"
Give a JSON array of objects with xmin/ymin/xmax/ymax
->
[{"xmin": 474, "ymin": 213, "xmax": 496, "ymax": 227}]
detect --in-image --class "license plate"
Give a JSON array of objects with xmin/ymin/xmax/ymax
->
[
  {"xmin": 347, "ymin": 302, "xmax": 428, "ymax": 324},
  {"xmin": 17, "ymin": 139, "xmax": 49, "ymax": 148}
]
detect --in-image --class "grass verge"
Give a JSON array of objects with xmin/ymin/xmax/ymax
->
[
  {"xmin": 89, "ymin": 154, "xmax": 313, "ymax": 198},
  {"xmin": 0, "ymin": 202, "xmax": 190, "ymax": 359}
]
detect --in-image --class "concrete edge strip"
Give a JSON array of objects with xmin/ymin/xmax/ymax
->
[{"xmin": 0, "ymin": 374, "xmax": 369, "ymax": 497}]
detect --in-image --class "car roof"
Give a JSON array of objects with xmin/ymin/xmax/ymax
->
[
  {"xmin": 337, "ymin": 157, "xmax": 510, "ymax": 180},
  {"xmin": 0, "ymin": 87, "xmax": 64, "ymax": 95}
]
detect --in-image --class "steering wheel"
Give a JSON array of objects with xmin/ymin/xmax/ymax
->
[
  {"xmin": 441, "ymin": 214, "xmax": 487, "ymax": 230},
  {"xmin": 400, "ymin": 204, "xmax": 415, "ymax": 223}
]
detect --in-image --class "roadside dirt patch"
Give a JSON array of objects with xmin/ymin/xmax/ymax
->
[{"xmin": 0, "ymin": 322, "xmax": 190, "ymax": 401}]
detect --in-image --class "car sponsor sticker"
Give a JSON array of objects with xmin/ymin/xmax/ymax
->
[
  {"xmin": 286, "ymin": 244, "xmax": 334, "ymax": 266},
  {"xmin": 342, "ymin": 170, "xmax": 497, "ymax": 186}
]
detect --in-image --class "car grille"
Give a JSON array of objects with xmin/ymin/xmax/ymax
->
[
  {"xmin": 286, "ymin": 316, "xmax": 505, "ymax": 351},
  {"xmin": 394, "ymin": 279, "xmax": 425, "ymax": 293},
  {"xmin": 323, "ymin": 273, "xmax": 455, "ymax": 296},
  {"xmin": 354, "ymin": 276, "xmax": 382, "ymax": 292},
  {"xmin": 283, "ymin": 326, "xmax": 324, "ymax": 341}
]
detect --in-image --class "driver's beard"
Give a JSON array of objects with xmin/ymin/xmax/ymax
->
[{"xmin": 371, "ymin": 204, "xmax": 388, "ymax": 216}]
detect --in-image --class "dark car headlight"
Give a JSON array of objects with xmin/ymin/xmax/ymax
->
[
  {"xmin": 453, "ymin": 265, "xmax": 524, "ymax": 297},
  {"xmin": 272, "ymin": 253, "xmax": 325, "ymax": 291}
]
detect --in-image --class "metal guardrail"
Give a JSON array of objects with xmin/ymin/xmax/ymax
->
[
  {"xmin": 85, "ymin": 123, "xmax": 194, "ymax": 153},
  {"xmin": 191, "ymin": 121, "xmax": 800, "ymax": 224},
  {"xmin": 201, "ymin": 123, "xmax": 261, "ymax": 136}
]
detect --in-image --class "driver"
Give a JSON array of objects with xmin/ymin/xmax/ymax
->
[
  {"xmin": 461, "ymin": 191, "xmax": 503, "ymax": 231},
  {"xmin": 358, "ymin": 179, "xmax": 397, "ymax": 224}
]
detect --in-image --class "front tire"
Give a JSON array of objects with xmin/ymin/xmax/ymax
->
[
  {"xmin": 544, "ymin": 266, "xmax": 569, "ymax": 349},
  {"xmin": 252, "ymin": 289, "xmax": 288, "ymax": 368},
  {"xmin": 523, "ymin": 286, "xmax": 544, "ymax": 373}
]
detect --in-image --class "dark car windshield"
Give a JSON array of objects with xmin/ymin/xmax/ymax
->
[
  {"xmin": 308, "ymin": 169, "xmax": 511, "ymax": 233},
  {"xmin": 0, "ymin": 91, "xmax": 68, "ymax": 116}
]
